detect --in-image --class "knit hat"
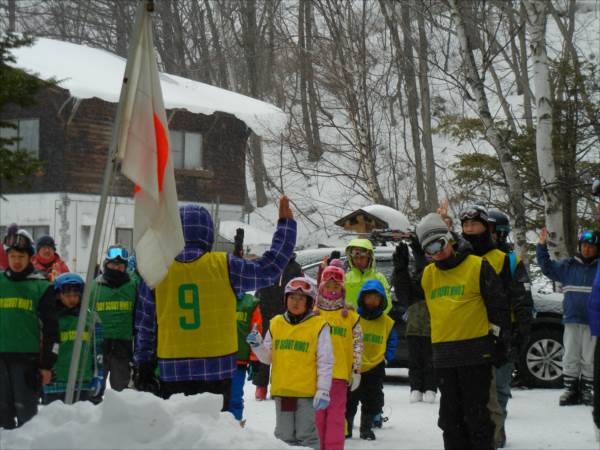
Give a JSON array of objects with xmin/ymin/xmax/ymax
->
[
  {"xmin": 329, "ymin": 258, "xmax": 344, "ymax": 269},
  {"xmin": 416, "ymin": 213, "xmax": 452, "ymax": 248},
  {"xmin": 36, "ymin": 235, "xmax": 56, "ymax": 252}
]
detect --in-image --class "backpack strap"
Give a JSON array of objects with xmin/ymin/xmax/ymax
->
[{"xmin": 508, "ymin": 251, "xmax": 517, "ymax": 279}]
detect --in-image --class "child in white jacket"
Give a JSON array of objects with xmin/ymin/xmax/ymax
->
[{"xmin": 248, "ymin": 277, "xmax": 333, "ymax": 450}]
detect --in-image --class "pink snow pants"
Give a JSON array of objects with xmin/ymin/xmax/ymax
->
[{"xmin": 316, "ymin": 378, "xmax": 347, "ymax": 450}]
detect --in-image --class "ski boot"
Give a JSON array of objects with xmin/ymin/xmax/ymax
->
[{"xmin": 559, "ymin": 376, "xmax": 580, "ymax": 406}]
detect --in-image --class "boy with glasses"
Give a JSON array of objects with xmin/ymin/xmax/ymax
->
[
  {"xmin": 417, "ymin": 213, "xmax": 510, "ymax": 450},
  {"xmin": 247, "ymin": 277, "xmax": 333, "ymax": 450},
  {"xmin": 90, "ymin": 245, "xmax": 138, "ymax": 395}
]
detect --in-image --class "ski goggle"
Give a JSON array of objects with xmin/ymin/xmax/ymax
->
[
  {"xmin": 459, "ymin": 206, "xmax": 488, "ymax": 223},
  {"xmin": 106, "ymin": 246, "xmax": 129, "ymax": 261},
  {"xmin": 3, "ymin": 233, "xmax": 32, "ymax": 250},
  {"xmin": 423, "ymin": 237, "xmax": 449, "ymax": 256},
  {"xmin": 350, "ymin": 249, "xmax": 370, "ymax": 259},
  {"xmin": 579, "ymin": 231, "xmax": 598, "ymax": 245},
  {"xmin": 288, "ymin": 279, "xmax": 313, "ymax": 294},
  {"xmin": 322, "ymin": 269, "xmax": 344, "ymax": 283}
]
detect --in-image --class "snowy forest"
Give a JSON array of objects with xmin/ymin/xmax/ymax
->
[{"xmin": 1, "ymin": 0, "xmax": 600, "ymax": 258}]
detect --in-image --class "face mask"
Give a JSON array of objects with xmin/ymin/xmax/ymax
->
[{"xmin": 463, "ymin": 232, "xmax": 494, "ymax": 256}]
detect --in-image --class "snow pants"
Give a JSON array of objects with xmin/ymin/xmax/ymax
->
[
  {"xmin": 345, "ymin": 361, "xmax": 385, "ymax": 431},
  {"xmin": 495, "ymin": 361, "xmax": 514, "ymax": 419},
  {"xmin": 0, "ymin": 356, "xmax": 39, "ymax": 429},
  {"xmin": 103, "ymin": 339, "xmax": 132, "ymax": 392},
  {"xmin": 407, "ymin": 335, "xmax": 436, "ymax": 392},
  {"xmin": 437, "ymin": 363, "xmax": 494, "ymax": 450},
  {"xmin": 274, "ymin": 397, "xmax": 320, "ymax": 450},
  {"xmin": 487, "ymin": 368, "xmax": 504, "ymax": 447},
  {"xmin": 160, "ymin": 378, "xmax": 232, "ymax": 411},
  {"xmin": 563, "ymin": 323, "xmax": 596, "ymax": 379},
  {"xmin": 316, "ymin": 379, "xmax": 347, "ymax": 450},
  {"xmin": 593, "ymin": 340, "xmax": 600, "ymax": 426},
  {"xmin": 228, "ymin": 365, "xmax": 247, "ymax": 421}
]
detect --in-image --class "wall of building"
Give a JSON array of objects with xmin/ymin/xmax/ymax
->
[{"xmin": 0, "ymin": 192, "xmax": 242, "ymax": 275}]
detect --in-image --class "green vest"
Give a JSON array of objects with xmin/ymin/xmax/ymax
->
[
  {"xmin": 236, "ymin": 294, "xmax": 260, "ymax": 361},
  {"xmin": 0, "ymin": 272, "xmax": 49, "ymax": 353},
  {"xmin": 53, "ymin": 312, "xmax": 94, "ymax": 383},
  {"xmin": 91, "ymin": 278, "xmax": 137, "ymax": 340}
]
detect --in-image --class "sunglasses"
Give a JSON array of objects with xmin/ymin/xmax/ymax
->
[
  {"xmin": 322, "ymin": 270, "xmax": 344, "ymax": 283},
  {"xmin": 3, "ymin": 233, "xmax": 32, "ymax": 250},
  {"xmin": 106, "ymin": 246, "xmax": 129, "ymax": 261},
  {"xmin": 288, "ymin": 279, "xmax": 313, "ymax": 294},
  {"xmin": 350, "ymin": 249, "xmax": 370, "ymax": 258},
  {"xmin": 423, "ymin": 237, "xmax": 449, "ymax": 256}
]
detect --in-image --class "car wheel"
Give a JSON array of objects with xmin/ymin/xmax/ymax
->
[{"xmin": 518, "ymin": 327, "xmax": 564, "ymax": 389}]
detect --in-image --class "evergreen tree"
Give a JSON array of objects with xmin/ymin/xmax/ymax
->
[{"xmin": 0, "ymin": 33, "xmax": 49, "ymax": 195}]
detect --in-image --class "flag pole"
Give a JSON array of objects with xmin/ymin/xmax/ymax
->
[{"xmin": 65, "ymin": 0, "xmax": 152, "ymax": 404}]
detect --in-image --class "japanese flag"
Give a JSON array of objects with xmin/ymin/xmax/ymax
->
[{"xmin": 115, "ymin": 1, "xmax": 184, "ymax": 287}]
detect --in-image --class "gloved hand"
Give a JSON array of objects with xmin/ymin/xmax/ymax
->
[
  {"xmin": 134, "ymin": 361, "xmax": 160, "ymax": 395},
  {"xmin": 350, "ymin": 372, "xmax": 361, "ymax": 392},
  {"xmin": 393, "ymin": 243, "xmax": 410, "ymax": 271},
  {"xmin": 491, "ymin": 329, "xmax": 510, "ymax": 368},
  {"xmin": 90, "ymin": 375, "xmax": 104, "ymax": 397},
  {"xmin": 313, "ymin": 389, "xmax": 330, "ymax": 410},
  {"xmin": 246, "ymin": 324, "xmax": 263, "ymax": 348},
  {"xmin": 408, "ymin": 234, "xmax": 427, "ymax": 271},
  {"xmin": 510, "ymin": 324, "xmax": 531, "ymax": 360}
]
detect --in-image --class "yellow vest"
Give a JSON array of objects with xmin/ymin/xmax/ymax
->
[
  {"xmin": 360, "ymin": 314, "xmax": 394, "ymax": 372},
  {"xmin": 318, "ymin": 309, "xmax": 359, "ymax": 382},
  {"xmin": 155, "ymin": 252, "xmax": 237, "ymax": 359},
  {"xmin": 422, "ymin": 254, "xmax": 490, "ymax": 344},
  {"xmin": 270, "ymin": 314, "xmax": 327, "ymax": 397}
]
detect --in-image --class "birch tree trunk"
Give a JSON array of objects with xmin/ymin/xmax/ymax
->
[
  {"xmin": 525, "ymin": 0, "xmax": 567, "ymax": 259},
  {"xmin": 448, "ymin": 0, "xmax": 529, "ymax": 263}
]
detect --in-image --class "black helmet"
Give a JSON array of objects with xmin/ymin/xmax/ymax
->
[
  {"xmin": 488, "ymin": 209, "xmax": 511, "ymax": 244},
  {"xmin": 459, "ymin": 204, "xmax": 489, "ymax": 225}
]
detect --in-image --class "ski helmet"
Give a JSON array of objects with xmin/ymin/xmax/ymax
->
[
  {"xmin": 54, "ymin": 272, "xmax": 85, "ymax": 294},
  {"xmin": 459, "ymin": 204, "xmax": 489, "ymax": 225},
  {"xmin": 579, "ymin": 230, "xmax": 600, "ymax": 247},
  {"xmin": 284, "ymin": 277, "xmax": 317, "ymax": 310},
  {"xmin": 105, "ymin": 245, "xmax": 129, "ymax": 264},
  {"xmin": 3, "ymin": 229, "xmax": 35, "ymax": 255},
  {"xmin": 488, "ymin": 209, "xmax": 511, "ymax": 242}
]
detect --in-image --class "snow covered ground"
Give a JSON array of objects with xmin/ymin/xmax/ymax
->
[{"xmin": 2, "ymin": 377, "xmax": 597, "ymax": 450}]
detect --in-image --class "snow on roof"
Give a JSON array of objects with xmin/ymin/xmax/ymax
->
[
  {"xmin": 357, "ymin": 204, "xmax": 410, "ymax": 230},
  {"xmin": 10, "ymin": 38, "xmax": 287, "ymax": 137}
]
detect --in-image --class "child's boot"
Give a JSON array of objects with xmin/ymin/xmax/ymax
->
[
  {"xmin": 359, "ymin": 414, "xmax": 376, "ymax": 440},
  {"xmin": 559, "ymin": 376, "xmax": 580, "ymax": 406},
  {"xmin": 581, "ymin": 377, "xmax": 594, "ymax": 406}
]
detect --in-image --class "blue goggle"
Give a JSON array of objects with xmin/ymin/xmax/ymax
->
[
  {"xmin": 579, "ymin": 231, "xmax": 596, "ymax": 245},
  {"xmin": 106, "ymin": 247, "xmax": 129, "ymax": 261}
]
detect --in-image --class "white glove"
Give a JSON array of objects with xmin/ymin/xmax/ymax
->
[
  {"xmin": 350, "ymin": 372, "xmax": 361, "ymax": 391},
  {"xmin": 246, "ymin": 324, "xmax": 263, "ymax": 348},
  {"xmin": 313, "ymin": 389, "xmax": 330, "ymax": 410}
]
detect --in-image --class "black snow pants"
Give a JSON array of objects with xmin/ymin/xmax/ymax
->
[
  {"xmin": 102, "ymin": 339, "xmax": 132, "ymax": 392},
  {"xmin": 436, "ymin": 363, "xmax": 495, "ymax": 450},
  {"xmin": 345, "ymin": 361, "xmax": 385, "ymax": 430},
  {"xmin": 160, "ymin": 378, "xmax": 232, "ymax": 411},
  {"xmin": 0, "ymin": 355, "xmax": 40, "ymax": 429},
  {"xmin": 407, "ymin": 335, "xmax": 437, "ymax": 392}
]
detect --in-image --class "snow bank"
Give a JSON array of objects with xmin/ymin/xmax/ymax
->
[
  {"xmin": 0, "ymin": 390, "xmax": 291, "ymax": 450},
  {"xmin": 10, "ymin": 38, "xmax": 286, "ymax": 137}
]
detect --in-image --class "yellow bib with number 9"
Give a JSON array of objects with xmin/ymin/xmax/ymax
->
[{"xmin": 155, "ymin": 252, "xmax": 237, "ymax": 359}]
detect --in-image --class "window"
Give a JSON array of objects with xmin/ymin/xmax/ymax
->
[
  {"xmin": 169, "ymin": 130, "xmax": 203, "ymax": 170},
  {"xmin": 20, "ymin": 225, "xmax": 50, "ymax": 242},
  {"xmin": 115, "ymin": 228, "xmax": 133, "ymax": 252},
  {"xmin": 0, "ymin": 119, "xmax": 39, "ymax": 156}
]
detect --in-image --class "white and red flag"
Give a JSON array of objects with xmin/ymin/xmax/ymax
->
[{"xmin": 115, "ymin": 1, "xmax": 184, "ymax": 287}]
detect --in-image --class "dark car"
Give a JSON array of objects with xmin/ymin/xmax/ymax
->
[{"xmin": 298, "ymin": 248, "xmax": 566, "ymax": 388}]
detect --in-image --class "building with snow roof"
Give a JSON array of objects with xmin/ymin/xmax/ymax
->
[{"xmin": 0, "ymin": 37, "xmax": 286, "ymax": 273}]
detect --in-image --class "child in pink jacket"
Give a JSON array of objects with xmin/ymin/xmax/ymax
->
[{"xmin": 315, "ymin": 266, "xmax": 363, "ymax": 450}]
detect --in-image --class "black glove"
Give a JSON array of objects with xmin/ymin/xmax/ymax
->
[
  {"xmin": 408, "ymin": 234, "xmax": 427, "ymax": 272},
  {"xmin": 134, "ymin": 361, "xmax": 160, "ymax": 395},
  {"xmin": 329, "ymin": 250, "xmax": 341, "ymax": 261},
  {"xmin": 491, "ymin": 330, "xmax": 511, "ymax": 368},
  {"xmin": 393, "ymin": 243, "xmax": 410, "ymax": 271}
]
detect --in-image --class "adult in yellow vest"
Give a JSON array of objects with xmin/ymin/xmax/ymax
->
[
  {"xmin": 248, "ymin": 277, "xmax": 333, "ymax": 450},
  {"xmin": 133, "ymin": 196, "xmax": 297, "ymax": 412},
  {"xmin": 345, "ymin": 279, "xmax": 397, "ymax": 441},
  {"xmin": 344, "ymin": 239, "xmax": 392, "ymax": 313},
  {"xmin": 314, "ymin": 265, "xmax": 363, "ymax": 450},
  {"xmin": 416, "ymin": 213, "xmax": 511, "ymax": 450},
  {"xmin": 460, "ymin": 204, "xmax": 533, "ymax": 448},
  {"xmin": 0, "ymin": 229, "xmax": 58, "ymax": 429}
]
